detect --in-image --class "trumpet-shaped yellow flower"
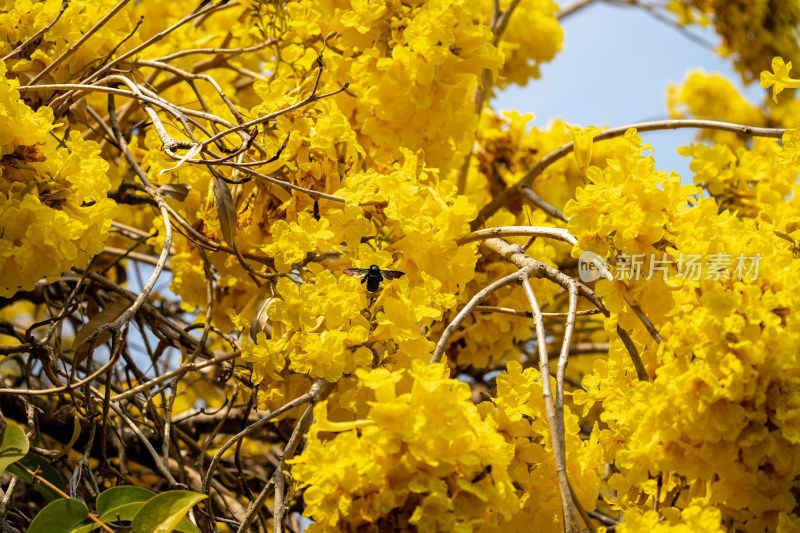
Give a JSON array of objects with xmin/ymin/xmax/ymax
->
[
  {"xmin": 761, "ymin": 57, "xmax": 800, "ymax": 103},
  {"xmin": 567, "ymin": 124, "xmax": 605, "ymax": 177}
]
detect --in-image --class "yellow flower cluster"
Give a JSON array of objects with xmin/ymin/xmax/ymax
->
[
  {"xmin": 0, "ymin": 61, "xmax": 115, "ymax": 296},
  {"xmin": 492, "ymin": 361, "xmax": 604, "ymax": 531},
  {"xmin": 287, "ymin": 0, "xmax": 503, "ymax": 171},
  {"xmin": 0, "ymin": 0, "xmax": 139, "ymax": 83},
  {"xmin": 244, "ymin": 273, "xmax": 371, "ymax": 383},
  {"xmin": 466, "ymin": 110, "xmax": 575, "ymax": 208},
  {"xmin": 568, "ymin": 99, "xmax": 800, "ymax": 529},
  {"xmin": 667, "ymin": 0, "xmax": 800, "ymax": 82},
  {"xmin": 589, "ymin": 209, "xmax": 800, "ymax": 531},
  {"xmin": 482, "ymin": 0, "xmax": 563, "ymax": 88},
  {"xmin": 241, "ymin": 151, "xmax": 480, "ymax": 394},
  {"xmin": 164, "ymin": 94, "xmax": 365, "ymax": 328},
  {"xmin": 678, "ymin": 138, "xmax": 796, "ymax": 218},
  {"xmin": 565, "ymin": 130, "xmax": 698, "ymax": 342},
  {"xmin": 667, "ymin": 71, "xmax": 764, "ymax": 146},
  {"xmin": 292, "ymin": 360, "xmax": 604, "ymax": 532},
  {"xmin": 614, "ymin": 505, "xmax": 727, "ymax": 533},
  {"xmin": 292, "ymin": 361, "xmax": 519, "ymax": 532}
]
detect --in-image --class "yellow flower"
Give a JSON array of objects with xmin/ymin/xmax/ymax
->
[
  {"xmin": 292, "ymin": 361, "xmax": 520, "ymax": 531},
  {"xmin": 567, "ymin": 124, "xmax": 604, "ymax": 176},
  {"xmin": 760, "ymin": 56, "xmax": 800, "ymax": 103},
  {"xmin": 617, "ymin": 505, "xmax": 726, "ymax": 533},
  {"xmin": 0, "ymin": 61, "xmax": 116, "ymax": 297},
  {"xmin": 779, "ymin": 126, "xmax": 800, "ymax": 168}
]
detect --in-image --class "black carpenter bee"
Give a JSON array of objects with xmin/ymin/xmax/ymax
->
[
  {"xmin": 343, "ymin": 265, "xmax": 405, "ymax": 292},
  {"xmin": 471, "ymin": 465, "xmax": 492, "ymax": 483}
]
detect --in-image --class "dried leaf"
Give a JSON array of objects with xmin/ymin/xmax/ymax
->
[
  {"xmin": 156, "ymin": 183, "xmax": 191, "ymax": 201},
  {"xmin": 73, "ymin": 297, "xmax": 131, "ymax": 362},
  {"xmin": 42, "ymin": 190, "xmax": 69, "ymax": 203},
  {"xmin": 249, "ymin": 297, "xmax": 275, "ymax": 342},
  {"xmin": 68, "ymin": 98, "xmax": 88, "ymax": 125},
  {"xmin": 13, "ymin": 142, "xmax": 47, "ymax": 162},
  {"xmin": 51, "ymin": 417, "xmax": 81, "ymax": 462},
  {"xmin": 159, "ymin": 143, "xmax": 203, "ymax": 176},
  {"xmin": 213, "ymin": 177, "xmax": 236, "ymax": 247}
]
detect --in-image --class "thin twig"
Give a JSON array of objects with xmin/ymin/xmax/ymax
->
[
  {"xmin": 12, "ymin": 463, "xmax": 115, "ymax": 533},
  {"xmin": 154, "ymin": 38, "xmax": 277, "ymax": 62},
  {"xmin": 558, "ymin": 0, "xmax": 598, "ymax": 20},
  {"xmin": 110, "ymin": 351, "xmax": 239, "ymax": 402},
  {"xmin": 273, "ymin": 404, "xmax": 315, "ymax": 533},
  {"xmin": 107, "ymin": 397, "xmax": 178, "ymax": 485},
  {"xmin": 430, "ymin": 264, "xmax": 542, "ymax": 364},
  {"xmin": 557, "ymin": 283, "xmax": 579, "ymax": 414},
  {"xmin": 457, "ymin": 226, "xmax": 576, "ymax": 246},
  {"xmin": 475, "ymin": 305, "xmax": 601, "ymax": 318}
]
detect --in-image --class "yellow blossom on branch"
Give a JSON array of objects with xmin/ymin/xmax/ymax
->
[
  {"xmin": 567, "ymin": 124, "xmax": 605, "ymax": 177},
  {"xmin": 760, "ymin": 56, "xmax": 800, "ymax": 103}
]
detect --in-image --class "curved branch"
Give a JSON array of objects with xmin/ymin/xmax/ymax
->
[
  {"xmin": 521, "ymin": 276, "xmax": 579, "ymax": 532},
  {"xmin": 154, "ymin": 38, "xmax": 277, "ymax": 63},
  {"xmin": 557, "ymin": 0, "xmax": 597, "ymax": 20},
  {"xmin": 482, "ymin": 237, "xmax": 607, "ymax": 311},
  {"xmin": 430, "ymin": 264, "xmax": 543, "ymax": 364},
  {"xmin": 457, "ymin": 226, "xmax": 576, "ymax": 246},
  {"xmin": 475, "ymin": 119, "xmax": 786, "ymax": 228},
  {"xmin": 478, "ymin": 237, "xmax": 650, "ymax": 377},
  {"xmin": 201, "ymin": 381, "xmax": 327, "ymax": 499},
  {"xmin": 109, "ymin": 351, "xmax": 240, "ymax": 403}
]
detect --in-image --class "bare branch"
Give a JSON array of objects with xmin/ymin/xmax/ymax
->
[
  {"xmin": 520, "ymin": 276, "xmax": 580, "ymax": 533},
  {"xmin": 457, "ymin": 226, "xmax": 576, "ymax": 246},
  {"xmin": 558, "ymin": 0, "xmax": 598, "ymax": 20}
]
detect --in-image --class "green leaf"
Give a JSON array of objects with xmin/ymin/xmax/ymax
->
[
  {"xmin": 96, "ymin": 486, "xmax": 155, "ymax": 514},
  {"xmin": 27, "ymin": 498, "xmax": 91, "ymax": 533},
  {"xmin": 73, "ymin": 488, "xmax": 202, "ymax": 533},
  {"xmin": 171, "ymin": 514, "xmax": 203, "ymax": 533},
  {"xmin": 71, "ymin": 502, "xmax": 143, "ymax": 533},
  {"xmin": 6, "ymin": 452, "xmax": 66, "ymax": 502},
  {"xmin": 0, "ymin": 422, "xmax": 29, "ymax": 475},
  {"xmin": 73, "ymin": 501, "xmax": 200, "ymax": 533},
  {"xmin": 71, "ymin": 487, "xmax": 154, "ymax": 533},
  {"xmin": 130, "ymin": 491, "xmax": 206, "ymax": 533}
]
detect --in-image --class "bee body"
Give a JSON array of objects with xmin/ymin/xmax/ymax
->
[{"xmin": 343, "ymin": 264, "xmax": 405, "ymax": 292}]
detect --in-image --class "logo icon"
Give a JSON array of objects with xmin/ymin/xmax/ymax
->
[{"xmin": 578, "ymin": 251, "xmax": 609, "ymax": 282}]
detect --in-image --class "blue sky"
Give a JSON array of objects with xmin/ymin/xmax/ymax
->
[{"xmin": 493, "ymin": 1, "xmax": 767, "ymax": 183}]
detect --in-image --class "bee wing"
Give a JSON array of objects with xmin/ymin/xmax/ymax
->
[
  {"xmin": 343, "ymin": 268, "xmax": 369, "ymax": 278},
  {"xmin": 381, "ymin": 270, "xmax": 405, "ymax": 280}
]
